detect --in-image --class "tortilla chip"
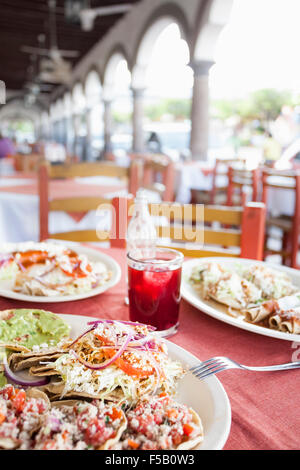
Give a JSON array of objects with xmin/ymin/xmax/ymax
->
[
  {"xmin": 0, "ymin": 342, "xmax": 31, "ymax": 353},
  {"xmin": 29, "ymin": 364, "xmax": 58, "ymax": 376},
  {"xmin": 42, "ymin": 380, "xmax": 125, "ymax": 402},
  {"xmin": 9, "ymin": 349, "xmax": 66, "ymax": 372},
  {"xmin": 0, "ymin": 436, "xmax": 20, "ymax": 450}
]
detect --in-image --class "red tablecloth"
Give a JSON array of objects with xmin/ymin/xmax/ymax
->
[{"xmin": 0, "ymin": 247, "xmax": 299, "ymax": 450}]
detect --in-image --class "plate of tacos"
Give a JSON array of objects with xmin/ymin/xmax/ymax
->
[
  {"xmin": 182, "ymin": 257, "xmax": 300, "ymax": 342},
  {"xmin": 0, "ymin": 311, "xmax": 231, "ymax": 450},
  {"xmin": 0, "ymin": 241, "xmax": 121, "ymax": 302}
]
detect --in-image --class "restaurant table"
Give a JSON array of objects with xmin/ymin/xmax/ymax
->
[
  {"xmin": 0, "ymin": 176, "xmax": 127, "ymax": 243},
  {"xmin": 0, "ymin": 245, "xmax": 299, "ymax": 450}
]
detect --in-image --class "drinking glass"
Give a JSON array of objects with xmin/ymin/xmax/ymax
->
[{"xmin": 127, "ymin": 247, "xmax": 183, "ymax": 336}]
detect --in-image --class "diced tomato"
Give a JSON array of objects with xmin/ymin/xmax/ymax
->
[
  {"xmin": 166, "ymin": 408, "xmax": 179, "ymax": 421},
  {"xmin": 131, "ymin": 414, "xmax": 154, "ymax": 436},
  {"xmin": 153, "ymin": 413, "xmax": 163, "ymax": 425},
  {"xmin": 170, "ymin": 429, "xmax": 183, "ymax": 446},
  {"xmin": 85, "ymin": 417, "xmax": 106, "ymax": 447},
  {"xmin": 183, "ymin": 423, "xmax": 194, "ymax": 436},
  {"xmin": 62, "ymin": 430, "xmax": 69, "ymax": 442},
  {"xmin": 107, "ymin": 407, "xmax": 123, "ymax": 421},
  {"xmin": 42, "ymin": 439, "xmax": 57, "ymax": 450},
  {"xmin": 127, "ymin": 439, "xmax": 139, "ymax": 449},
  {"xmin": 37, "ymin": 402, "xmax": 47, "ymax": 414},
  {"xmin": 95, "ymin": 334, "xmax": 112, "ymax": 345},
  {"xmin": 11, "ymin": 390, "xmax": 26, "ymax": 413},
  {"xmin": 0, "ymin": 385, "xmax": 14, "ymax": 399},
  {"xmin": 104, "ymin": 348, "xmax": 155, "ymax": 377}
]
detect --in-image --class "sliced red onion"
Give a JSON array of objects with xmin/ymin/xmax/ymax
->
[
  {"xmin": 16, "ymin": 261, "xmax": 26, "ymax": 272},
  {"xmin": 0, "ymin": 254, "xmax": 13, "ymax": 268},
  {"xmin": 68, "ymin": 326, "xmax": 95, "ymax": 349},
  {"xmin": 70, "ymin": 333, "xmax": 133, "ymax": 370},
  {"xmin": 3, "ymin": 355, "xmax": 50, "ymax": 387}
]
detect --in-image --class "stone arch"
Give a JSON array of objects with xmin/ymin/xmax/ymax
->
[
  {"xmin": 103, "ymin": 48, "xmax": 131, "ymax": 101},
  {"xmin": 132, "ymin": 3, "xmax": 190, "ymax": 89},
  {"xmin": 72, "ymin": 82, "xmax": 86, "ymax": 114},
  {"xmin": 84, "ymin": 68, "xmax": 102, "ymax": 108},
  {"xmin": 193, "ymin": 0, "xmax": 233, "ymax": 61}
]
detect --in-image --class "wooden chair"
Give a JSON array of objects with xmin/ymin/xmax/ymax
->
[
  {"xmin": 140, "ymin": 154, "xmax": 175, "ymax": 202},
  {"xmin": 227, "ymin": 166, "xmax": 260, "ymax": 206},
  {"xmin": 14, "ymin": 153, "xmax": 44, "ymax": 172},
  {"xmin": 262, "ymin": 168, "xmax": 300, "ymax": 268},
  {"xmin": 38, "ymin": 161, "xmax": 137, "ymax": 244},
  {"xmin": 145, "ymin": 201, "xmax": 266, "ymax": 259},
  {"xmin": 191, "ymin": 157, "xmax": 246, "ymax": 206}
]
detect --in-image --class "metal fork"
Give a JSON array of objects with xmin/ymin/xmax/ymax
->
[{"xmin": 190, "ymin": 356, "xmax": 300, "ymax": 380}]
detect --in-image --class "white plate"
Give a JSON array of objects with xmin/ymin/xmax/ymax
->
[
  {"xmin": 57, "ymin": 313, "xmax": 231, "ymax": 450},
  {"xmin": 0, "ymin": 244, "xmax": 121, "ymax": 303},
  {"xmin": 182, "ymin": 257, "xmax": 300, "ymax": 342}
]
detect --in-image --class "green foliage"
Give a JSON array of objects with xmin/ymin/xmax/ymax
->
[
  {"xmin": 112, "ymin": 111, "xmax": 132, "ymax": 124},
  {"xmin": 145, "ymin": 99, "xmax": 191, "ymax": 121},
  {"xmin": 212, "ymin": 89, "xmax": 299, "ymax": 123}
]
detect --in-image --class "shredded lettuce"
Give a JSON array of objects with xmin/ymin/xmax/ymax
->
[{"xmin": 0, "ymin": 261, "xmax": 19, "ymax": 281}]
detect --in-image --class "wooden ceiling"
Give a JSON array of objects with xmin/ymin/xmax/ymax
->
[{"xmin": 0, "ymin": 0, "xmax": 140, "ymax": 92}]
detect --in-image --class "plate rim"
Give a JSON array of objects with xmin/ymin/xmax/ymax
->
[
  {"xmin": 0, "ymin": 243, "xmax": 121, "ymax": 303},
  {"xmin": 57, "ymin": 313, "xmax": 232, "ymax": 450},
  {"xmin": 181, "ymin": 256, "xmax": 300, "ymax": 343}
]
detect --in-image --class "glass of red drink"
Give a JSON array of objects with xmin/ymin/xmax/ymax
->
[{"xmin": 127, "ymin": 248, "xmax": 183, "ymax": 336}]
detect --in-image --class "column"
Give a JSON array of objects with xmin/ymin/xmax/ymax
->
[
  {"xmin": 85, "ymin": 107, "xmax": 92, "ymax": 161},
  {"xmin": 72, "ymin": 114, "xmax": 79, "ymax": 157},
  {"xmin": 131, "ymin": 87, "xmax": 145, "ymax": 153},
  {"xmin": 190, "ymin": 60, "xmax": 214, "ymax": 161},
  {"xmin": 103, "ymin": 99, "xmax": 113, "ymax": 154}
]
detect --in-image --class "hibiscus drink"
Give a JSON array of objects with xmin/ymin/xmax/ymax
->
[{"xmin": 127, "ymin": 248, "xmax": 183, "ymax": 334}]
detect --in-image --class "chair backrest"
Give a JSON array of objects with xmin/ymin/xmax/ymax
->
[
  {"xmin": 38, "ymin": 162, "xmax": 136, "ymax": 244},
  {"xmin": 261, "ymin": 168, "xmax": 300, "ymax": 203},
  {"xmin": 210, "ymin": 158, "xmax": 246, "ymax": 204},
  {"xmin": 227, "ymin": 166, "xmax": 260, "ymax": 205},
  {"xmin": 139, "ymin": 154, "xmax": 175, "ymax": 202},
  {"xmin": 145, "ymin": 201, "xmax": 266, "ymax": 259},
  {"xmin": 262, "ymin": 168, "xmax": 300, "ymax": 266},
  {"xmin": 14, "ymin": 153, "xmax": 44, "ymax": 172}
]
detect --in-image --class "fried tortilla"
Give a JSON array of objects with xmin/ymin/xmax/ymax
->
[
  {"xmin": 176, "ymin": 408, "xmax": 204, "ymax": 450},
  {"xmin": 8, "ymin": 348, "xmax": 66, "ymax": 372}
]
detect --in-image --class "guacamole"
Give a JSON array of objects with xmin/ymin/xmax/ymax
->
[
  {"xmin": 0, "ymin": 372, "xmax": 6, "ymax": 387},
  {"xmin": 0, "ymin": 309, "xmax": 70, "ymax": 349}
]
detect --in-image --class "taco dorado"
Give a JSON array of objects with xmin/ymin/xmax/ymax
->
[
  {"xmin": 33, "ymin": 400, "xmax": 126, "ymax": 450},
  {"xmin": 111, "ymin": 394, "xmax": 204, "ymax": 450},
  {"xmin": 29, "ymin": 320, "xmax": 184, "ymax": 403}
]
